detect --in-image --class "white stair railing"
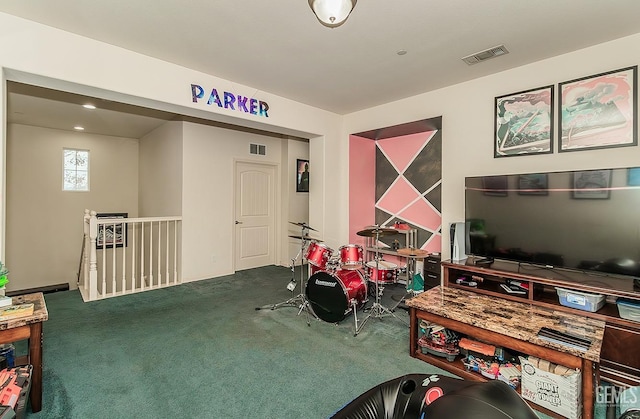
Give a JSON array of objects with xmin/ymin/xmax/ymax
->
[{"xmin": 79, "ymin": 210, "xmax": 182, "ymax": 302}]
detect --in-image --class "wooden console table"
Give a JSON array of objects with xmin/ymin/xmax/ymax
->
[
  {"xmin": 406, "ymin": 286, "xmax": 605, "ymax": 419},
  {"xmin": 0, "ymin": 292, "xmax": 48, "ymax": 413}
]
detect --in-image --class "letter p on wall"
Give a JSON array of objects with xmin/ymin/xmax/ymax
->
[{"xmin": 191, "ymin": 84, "xmax": 204, "ymax": 103}]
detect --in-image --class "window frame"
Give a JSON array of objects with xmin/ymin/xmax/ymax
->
[{"xmin": 62, "ymin": 148, "xmax": 90, "ymax": 192}]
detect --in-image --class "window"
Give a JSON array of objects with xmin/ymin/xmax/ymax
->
[{"xmin": 63, "ymin": 148, "xmax": 89, "ymax": 191}]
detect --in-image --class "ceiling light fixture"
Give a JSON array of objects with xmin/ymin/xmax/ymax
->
[
  {"xmin": 74, "ymin": 126, "xmax": 85, "ymax": 131},
  {"xmin": 82, "ymin": 104, "xmax": 96, "ymax": 110},
  {"xmin": 308, "ymin": 0, "xmax": 357, "ymax": 28}
]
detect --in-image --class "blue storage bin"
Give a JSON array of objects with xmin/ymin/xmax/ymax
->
[
  {"xmin": 556, "ymin": 287, "xmax": 605, "ymax": 312},
  {"xmin": 617, "ymin": 298, "xmax": 640, "ymax": 322}
]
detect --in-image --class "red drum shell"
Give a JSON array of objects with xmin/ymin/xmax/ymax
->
[
  {"xmin": 365, "ymin": 261, "xmax": 398, "ymax": 284},
  {"xmin": 338, "ymin": 244, "xmax": 364, "ymax": 269},
  {"xmin": 305, "ymin": 242, "xmax": 333, "ymax": 269}
]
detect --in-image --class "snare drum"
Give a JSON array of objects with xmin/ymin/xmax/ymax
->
[
  {"xmin": 305, "ymin": 242, "xmax": 333, "ymax": 270},
  {"xmin": 365, "ymin": 260, "xmax": 398, "ymax": 284},
  {"xmin": 338, "ymin": 244, "xmax": 363, "ymax": 269}
]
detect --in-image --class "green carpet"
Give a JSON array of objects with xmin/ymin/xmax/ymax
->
[{"xmin": 20, "ymin": 265, "xmax": 604, "ymax": 418}]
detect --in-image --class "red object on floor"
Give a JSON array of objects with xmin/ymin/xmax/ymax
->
[{"xmin": 0, "ymin": 365, "xmax": 31, "ymax": 419}]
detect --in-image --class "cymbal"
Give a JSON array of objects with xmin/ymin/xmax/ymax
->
[
  {"xmin": 397, "ymin": 248, "xmax": 430, "ymax": 258},
  {"xmin": 356, "ymin": 226, "xmax": 397, "ymax": 237},
  {"xmin": 289, "ymin": 221, "xmax": 317, "ymax": 232},
  {"xmin": 288, "ymin": 235, "xmax": 322, "ymax": 242}
]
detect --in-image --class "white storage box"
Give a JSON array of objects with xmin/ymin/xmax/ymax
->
[
  {"xmin": 556, "ymin": 287, "xmax": 605, "ymax": 312},
  {"xmin": 519, "ymin": 356, "xmax": 582, "ymax": 419},
  {"xmin": 617, "ymin": 298, "xmax": 640, "ymax": 322}
]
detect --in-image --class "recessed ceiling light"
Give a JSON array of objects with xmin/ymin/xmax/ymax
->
[
  {"xmin": 82, "ymin": 104, "xmax": 96, "ymax": 110},
  {"xmin": 74, "ymin": 126, "xmax": 85, "ymax": 131},
  {"xmin": 397, "ymin": 50, "xmax": 407, "ymax": 56}
]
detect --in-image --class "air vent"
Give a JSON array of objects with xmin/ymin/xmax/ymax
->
[
  {"xmin": 250, "ymin": 143, "xmax": 266, "ymax": 155},
  {"xmin": 462, "ymin": 45, "xmax": 509, "ymax": 65}
]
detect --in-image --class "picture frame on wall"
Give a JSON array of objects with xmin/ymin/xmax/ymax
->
[
  {"xmin": 517, "ymin": 174, "xmax": 548, "ymax": 196},
  {"xmin": 559, "ymin": 66, "xmax": 637, "ymax": 152},
  {"xmin": 494, "ymin": 85, "xmax": 554, "ymax": 158},
  {"xmin": 571, "ymin": 170, "xmax": 612, "ymax": 199},
  {"xmin": 96, "ymin": 212, "xmax": 128, "ymax": 248},
  {"xmin": 296, "ymin": 159, "xmax": 309, "ymax": 192}
]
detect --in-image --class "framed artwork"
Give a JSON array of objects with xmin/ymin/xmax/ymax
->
[
  {"xmin": 559, "ymin": 66, "xmax": 637, "ymax": 152},
  {"xmin": 482, "ymin": 176, "xmax": 508, "ymax": 196},
  {"xmin": 296, "ymin": 159, "xmax": 309, "ymax": 192},
  {"xmin": 518, "ymin": 174, "xmax": 548, "ymax": 196},
  {"xmin": 96, "ymin": 212, "xmax": 128, "ymax": 248},
  {"xmin": 572, "ymin": 170, "xmax": 612, "ymax": 199},
  {"xmin": 628, "ymin": 167, "xmax": 640, "ymax": 186},
  {"xmin": 494, "ymin": 85, "xmax": 554, "ymax": 157}
]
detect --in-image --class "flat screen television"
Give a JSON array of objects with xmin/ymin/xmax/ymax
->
[{"xmin": 465, "ymin": 167, "xmax": 640, "ymax": 282}]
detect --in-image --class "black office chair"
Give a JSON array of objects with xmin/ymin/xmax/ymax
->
[{"xmin": 331, "ymin": 374, "xmax": 539, "ymax": 419}]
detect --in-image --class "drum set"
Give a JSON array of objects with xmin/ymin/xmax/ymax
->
[{"xmin": 263, "ymin": 222, "xmax": 409, "ymax": 336}]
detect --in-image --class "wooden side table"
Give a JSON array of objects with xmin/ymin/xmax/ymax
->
[{"xmin": 0, "ymin": 292, "xmax": 48, "ymax": 413}]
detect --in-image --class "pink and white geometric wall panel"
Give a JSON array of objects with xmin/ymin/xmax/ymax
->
[
  {"xmin": 375, "ymin": 130, "xmax": 442, "ymax": 252},
  {"xmin": 377, "ymin": 132, "xmax": 430, "ymax": 174},
  {"xmin": 376, "ymin": 177, "xmax": 419, "ymax": 216},
  {"xmin": 398, "ymin": 199, "xmax": 441, "ymax": 232},
  {"xmin": 348, "ymin": 135, "xmax": 376, "ymax": 244}
]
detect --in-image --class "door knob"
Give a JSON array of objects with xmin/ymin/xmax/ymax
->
[{"xmin": 235, "ymin": 221, "xmax": 242, "ymax": 225}]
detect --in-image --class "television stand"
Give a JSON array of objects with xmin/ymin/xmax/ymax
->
[{"xmin": 446, "ymin": 258, "xmax": 640, "ymax": 383}]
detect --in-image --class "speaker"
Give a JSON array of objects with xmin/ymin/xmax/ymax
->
[{"xmin": 450, "ymin": 222, "xmax": 468, "ymax": 261}]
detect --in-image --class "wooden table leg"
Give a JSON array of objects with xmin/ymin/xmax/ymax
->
[
  {"xmin": 582, "ymin": 359, "xmax": 595, "ymax": 419},
  {"xmin": 28, "ymin": 322, "xmax": 43, "ymax": 412},
  {"xmin": 409, "ymin": 307, "xmax": 417, "ymax": 357}
]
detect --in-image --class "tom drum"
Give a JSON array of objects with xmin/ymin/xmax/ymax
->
[
  {"xmin": 338, "ymin": 244, "xmax": 364, "ymax": 269},
  {"xmin": 305, "ymin": 242, "xmax": 333, "ymax": 270}
]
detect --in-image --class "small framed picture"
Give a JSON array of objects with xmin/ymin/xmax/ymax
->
[
  {"xmin": 559, "ymin": 66, "xmax": 637, "ymax": 152},
  {"xmin": 572, "ymin": 170, "xmax": 612, "ymax": 199},
  {"xmin": 494, "ymin": 85, "xmax": 554, "ymax": 157},
  {"xmin": 296, "ymin": 159, "xmax": 309, "ymax": 193},
  {"xmin": 518, "ymin": 174, "xmax": 548, "ymax": 196},
  {"xmin": 96, "ymin": 212, "xmax": 128, "ymax": 248}
]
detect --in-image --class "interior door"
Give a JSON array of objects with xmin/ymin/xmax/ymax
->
[{"xmin": 234, "ymin": 161, "xmax": 276, "ymax": 271}]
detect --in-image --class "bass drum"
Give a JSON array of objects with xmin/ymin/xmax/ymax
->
[{"xmin": 305, "ymin": 269, "xmax": 368, "ymax": 323}]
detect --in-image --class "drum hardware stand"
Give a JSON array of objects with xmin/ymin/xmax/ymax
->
[
  {"xmin": 391, "ymin": 248, "xmax": 430, "ymax": 311},
  {"xmin": 354, "ymin": 226, "xmax": 408, "ymax": 336},
  {"xmin": 256, "ymin": 224, "xmax": 319, "ymax": 326}
]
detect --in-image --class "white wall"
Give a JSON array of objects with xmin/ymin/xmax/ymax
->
[
  {"xmin": 344, "ymin": 33, "xmax": 640, "ymax": 260},
  {"xmin": 6, "ymin": 124, "xmax": 139, "ymax": 291},
  {"xmin": 181, "ymin": 121, "xmax": 283, "ymax": 282},
  {"xmin": 139, "ymin": 120, "xmax": 183, "ymax": 217},
  {"xmin": 0, "ymin": 12, "xmax": 343, "ymax": 268}
]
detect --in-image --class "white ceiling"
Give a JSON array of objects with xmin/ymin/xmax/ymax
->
[
  {"xmin": 3, "ymin": 1, "xmax": 640, "ymax": 136},
  {"xmin": 7, "ymin": 83, "xmax": 178, "ymax": 139}
]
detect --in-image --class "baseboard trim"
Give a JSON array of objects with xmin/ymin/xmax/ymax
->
[{"xmin": 6, "ymin": 283, "xmax": 70, "ymax": 297}]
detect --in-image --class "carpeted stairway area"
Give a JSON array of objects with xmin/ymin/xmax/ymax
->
[{"xmin": 21, "ymin": 265, "xmax": 600, "ymax": 418}]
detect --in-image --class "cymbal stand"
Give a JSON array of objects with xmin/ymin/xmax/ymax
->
[
  {"xmin": 263, "ymin": 225, "xmax": 318, "ymax": 325},
  {"xmin": 354, "ymin": 229, "xmax": 407, "ymax": 336}
]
